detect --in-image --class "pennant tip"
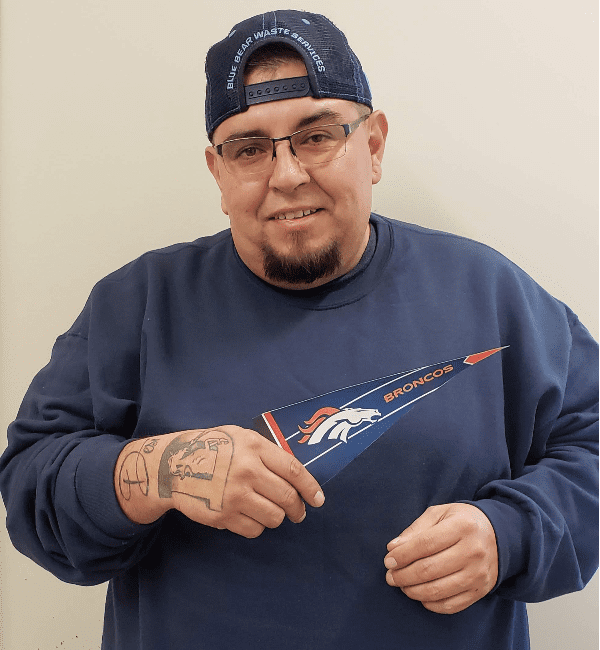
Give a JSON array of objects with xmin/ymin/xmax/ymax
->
[{"xmin": 464, "ymin": 346, "xmax": 507, "ymax": 365}]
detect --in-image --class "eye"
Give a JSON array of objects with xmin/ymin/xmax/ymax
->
[
  {"xmin": 297, "ymin": 127, "xmax": 338, "ymax": 149},
  {"xmin": 226, "ymin": 140, "xmax": 270, "ymax": 162},
  {"xmin": 236, "ymin": 146, "xmax": 267, "ymax": 160},
  {"xmin": 237, "ymin": 146, "xmax": 260, "ymax": 159},
  {"xmin": 305, "ymin": 131, "xmax": 334, "ymax": 145},
  {"xmin": 308, "ymin": 134, "xmax": 329, "ymax": 145}
]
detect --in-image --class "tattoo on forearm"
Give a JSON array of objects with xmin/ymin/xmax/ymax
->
[
  {"xmin": 118, "ymin": 449, "xmax": 150, "ymax": 501},
  {"xmin": 157, "ymin": 430, "xmax": 234, "ymax": 512},
  {"xmin": 142, "ymin": 439, "xmax": 159, "ymax": 454}
]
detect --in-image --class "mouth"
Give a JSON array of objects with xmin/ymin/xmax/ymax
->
[{"xmin": 271, "ymin": 208, "xmax": 322, "ymax": 221}]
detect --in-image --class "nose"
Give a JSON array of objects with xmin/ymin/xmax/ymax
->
[{"xmin": 268, "ymin": 140, "xmax": 311, "ymax": 192}]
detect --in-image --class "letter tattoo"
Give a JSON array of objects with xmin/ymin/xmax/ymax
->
[
  {"xmin": 157, "ymin": 430, "xmax": 234, "ymax": 512},
  {"xmin": 118, "ymin": 449, "xmax": 150, "ymax": 501}
]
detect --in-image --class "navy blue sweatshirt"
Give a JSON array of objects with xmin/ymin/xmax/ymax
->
[{"xmin": 1, "ymin": 214, "xmax": 598, "ymax": 649}]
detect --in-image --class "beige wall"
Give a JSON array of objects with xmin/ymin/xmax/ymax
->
[{"xmin": 0, "ymin": 1, "xmax": 597, "ymax": 648}]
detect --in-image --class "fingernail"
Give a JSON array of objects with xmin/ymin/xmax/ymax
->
[
  {"xmin": 296, "ymin": 510, "xmax": 307, "ymax": 523},
  {"xmin": 385, "ymin": 571, "xmax": 396, "ymax": 586},
  {"xmin": 390, "ymin": 535, "xmax": 407, "ymax": 545},
  {"xmin": 313, "ymin": 491, "xmax": 325, "ymax": 507},
  {"xmin": 384, "ymin": 556, "xmax": 397, "ymax": 569}
]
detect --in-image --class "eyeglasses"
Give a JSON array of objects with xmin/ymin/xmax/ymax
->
[{"xmin": 214, "ymin": 113, "xmax": 371, "ymax": 177}]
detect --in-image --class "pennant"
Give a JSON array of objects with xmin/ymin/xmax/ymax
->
[{"xmin": 253, "ymin": 347, "xmax": 506, "ymax": 484}]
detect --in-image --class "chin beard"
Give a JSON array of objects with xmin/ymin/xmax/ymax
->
[{"xmin": 262, "ymin": 241, "xmax": 341, "ymax": 286}]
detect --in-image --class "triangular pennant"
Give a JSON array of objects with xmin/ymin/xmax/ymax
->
[{"xmin": 254, "ymin": 348, "xmax": 506, "ymax": 484}]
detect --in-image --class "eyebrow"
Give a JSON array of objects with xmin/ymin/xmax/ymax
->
[
  {"xmin": 220, "ymin": 108, "xmax": 347, "ymax": 143},
  {"xmin": 296, "ymin": 109, "xmax": 346, "ymax": 130}
]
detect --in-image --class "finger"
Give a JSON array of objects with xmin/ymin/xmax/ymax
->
[
  {"xmin": 386, "ymin": 507, "xmax": 440, "ymax": 551},
  {"xmin": 422, "ymin": 589, "xmax": 478, "ymax": 615},
  {"xmin": 385, "ymin": 570, "xmax": 396, "ymax": 587},
  {"xmin": 239, "ymin": 492, "xmax": 288, "ymax": 529},
  {"xmin": 387, "ymin": 544, "xmax": 465, "ymax": 588},
  {"xmin": 223, "ymin": 513, "xmax": 267, "ymax": 539},
  {"xmin": 385, "ymin": 518, "xmax": 462, "ymax": 569},
  {"xmin": 249, "ymin": 470, "xmax": 308, "ymax": 523},
  {"xmin": 385, "ymin": 568, "xmax": 469, "ymax": 607},
  {"xmin": 387, "ymin": 504, "xmax": 449, "ymax": 551},
  {"xmin": 398, "ymin": 568, "xmax": 468, "ymax": 603},
  {"xmin": 260, "ymin": 445, "xmax": 324, "ymax": 508}
]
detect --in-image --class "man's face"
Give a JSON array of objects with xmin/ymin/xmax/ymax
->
[{"xmin": 206, "ymin": 60, "xmax": 387, "ymax": 289}]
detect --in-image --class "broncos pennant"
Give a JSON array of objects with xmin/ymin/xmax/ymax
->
[{"xmin": 253, "ymin": 348, "xmax": 506, "ymax": 484}]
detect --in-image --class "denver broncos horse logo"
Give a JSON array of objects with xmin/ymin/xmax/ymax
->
[{"xmin": 297, "ymin": 407, "xmax": 381, "ymax": 445}]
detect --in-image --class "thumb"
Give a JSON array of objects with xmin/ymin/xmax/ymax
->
[{"xmin": 386, "ymin": 504, "xmax": 449, "ymax": 551}]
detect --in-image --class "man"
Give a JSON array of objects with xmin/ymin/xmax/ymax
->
[{"xmin": 1, "ymin": 10, "xmax": 597, "ymax": 650}]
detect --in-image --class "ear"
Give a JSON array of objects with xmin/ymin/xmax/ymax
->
[
  {"xmin": 205, "ymin": 146, "xmax": 229, "ymax": 215},
  {"xmin": 367, "ymin": 110, "xmax": 388, "ymax": 185}
]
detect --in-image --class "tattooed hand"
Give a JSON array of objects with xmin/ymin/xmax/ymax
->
[{"xmin": 114, "ymin": 426, "xmax": 325, "ymax": 538}]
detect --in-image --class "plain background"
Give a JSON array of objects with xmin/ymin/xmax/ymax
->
[{"xmin": 0, "ymin": 1, "xmax": 597, "ymax": 648}]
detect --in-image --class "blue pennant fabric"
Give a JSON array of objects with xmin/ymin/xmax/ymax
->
[{"xmin": 253, "ymin": 348, "xmax": 505, "ymax": 484}]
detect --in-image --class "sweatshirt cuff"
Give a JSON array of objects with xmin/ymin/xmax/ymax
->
[
  {"xmin": 73, "ymin": 435, "xmax": 158, "ymax": 540},
  {"xmin": 466, "ymin": 497, "xmax": 531, "ymax": 590}
]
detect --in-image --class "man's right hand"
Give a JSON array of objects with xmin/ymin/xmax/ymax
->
[{"xmin": 114, "ymin": 426, "xmax": 324, "ymax": 538}]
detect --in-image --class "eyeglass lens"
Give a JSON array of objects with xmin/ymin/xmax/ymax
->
[{"xmin": 221, "ymin": 124, "xmax": 348, "ymax": 175}]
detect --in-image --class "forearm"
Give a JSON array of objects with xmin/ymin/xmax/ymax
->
[
  {"xmin": 471, "ymin": 443, "xmax": 598, "ymax": 601},
  {"xmin": 480, "ymin": 309, "xmax": 599, "ymax": 600},
  {"xmin": 1, "ymin": 429, "xmax": 160, "ymax": 585}
]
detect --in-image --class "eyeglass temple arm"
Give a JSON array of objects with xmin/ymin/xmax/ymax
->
[{"xmin": 344, "ymin": 113, "xmax": 371, "ymax": 137}]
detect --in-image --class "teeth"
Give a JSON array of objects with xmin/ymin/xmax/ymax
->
[{"xmin": 277, "ymin": 208, "xmax": 319, "ymax": 220}]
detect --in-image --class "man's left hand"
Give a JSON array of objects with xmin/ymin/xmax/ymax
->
[{"xmin": 384, "ymin": 503, "xmax": 498, "ymax": 614}]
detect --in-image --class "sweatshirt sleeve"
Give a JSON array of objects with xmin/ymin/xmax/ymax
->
[
  {"xmin": 0, "ymin": 271, "xmax": 162, "ymax": 585},
  {"xmin": 471, "ymin": 306, "xmax": 599, "ymax": 602}
]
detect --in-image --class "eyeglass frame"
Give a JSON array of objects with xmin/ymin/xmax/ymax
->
[{"xmin": 214, "ymin": 112, "xmax": 371, "ymax": 174}]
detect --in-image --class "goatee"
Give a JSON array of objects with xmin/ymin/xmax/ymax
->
[{"xmin": 262, "ymin": 241, "xmax": 341, "ymax": 286}]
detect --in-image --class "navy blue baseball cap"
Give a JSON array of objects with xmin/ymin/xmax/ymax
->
[{"xmin": 205, "ymin": 10, "xmax": 373, "ymax": 139}]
